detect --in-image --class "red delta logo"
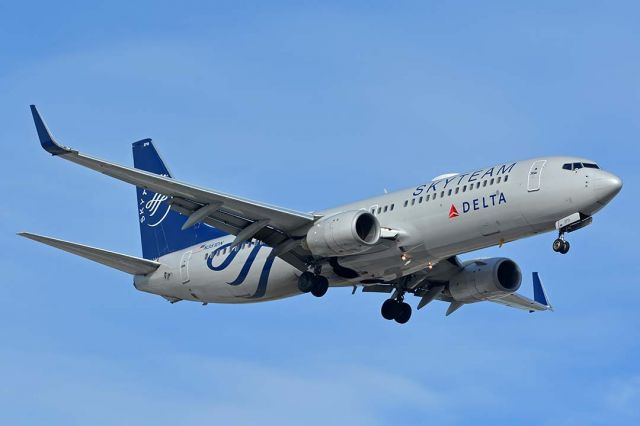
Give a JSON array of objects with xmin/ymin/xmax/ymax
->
[
  {"xmin": 449, "ymin": 204, "xmax": 459, "ymax": 219},
  {"xmin": 448, "ymin": 193, "xmax": 508, "ymax": 219}
]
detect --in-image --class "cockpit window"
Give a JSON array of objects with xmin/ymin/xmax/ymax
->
[{"xmin": 562, "ymin": 162, "xmax": 600, "ymax": 171}]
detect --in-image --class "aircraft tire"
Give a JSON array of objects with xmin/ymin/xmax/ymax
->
[
  {"xmin": 310, "ymin": 275, "xmax": 329, "ymax": 297},
  {"xmin": 552, "ymin": 238, "xmax": 564, "ymax": 253},
  {"xmin": 298, "ymin": 272, "xmax": 315, "ymax": 293},
  {"xmin": 560, "ymin": 240, "xmax": 570, "ymax": 254},
  {"xmin": 381, "ymin": 299, "xmax": 398, "ymax": 320},
  {"xmin": 394, "ymin": 303, "xmax": 412, "ymax": 324}
]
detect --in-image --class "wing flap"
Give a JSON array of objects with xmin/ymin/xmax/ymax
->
[{"xmin": 18, "ymin": 232, "xmax": 161, "ymax": 275}]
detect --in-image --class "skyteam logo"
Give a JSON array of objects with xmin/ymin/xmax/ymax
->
[
  {"xmin": 138, "ymin": 188, "xmax": 171, "ymax": 227},
  {"xmin": 206, "ymin": 243, "xmax": 275, "ymax": 299},
  {"xmin": 449, "ymin": 193, "xmax": 507, "ymax": 218}
]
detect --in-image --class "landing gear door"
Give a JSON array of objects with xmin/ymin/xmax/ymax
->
[
  {"xmin": 527, "ymin": 160, "xmax": 547, "ymax": 192},
  {"xmin": 179, "ymin": 251, "xmax": 192, "ymax": 284}
]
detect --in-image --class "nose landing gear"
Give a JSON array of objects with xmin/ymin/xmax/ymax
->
[
  {"xmin": 381, "ymin": 296, "xmax": 412, "ymax": 324},
  {"xmin": 552, "ymin": 234, "xmax": 570, "ymax": 254},
  {"xmin": 552, "ymin": 213, "xmax": 594, "ymax": 255}
]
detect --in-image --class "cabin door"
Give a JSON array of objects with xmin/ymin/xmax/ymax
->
[{"xmin": 527, "ymin": 160, "xmax": 547, "ymax": 192}]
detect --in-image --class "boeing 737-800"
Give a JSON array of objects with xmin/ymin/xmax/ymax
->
[{"xmin": 20, "ymin": 105, "xmax": 623, "ymax": 324}]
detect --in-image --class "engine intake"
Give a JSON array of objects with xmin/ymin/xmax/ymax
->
[
  {"xmin": 306, "ymin": 210, "xmax": 381, "ymax": 257},
  {"xmin": 449, "ymin": 257, "xmax": 522, "ymax": 303}
]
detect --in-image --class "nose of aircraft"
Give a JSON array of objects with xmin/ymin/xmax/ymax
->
[{"xmin": 593, "ymin": 172, "xmax": 623, "ymax": 205}]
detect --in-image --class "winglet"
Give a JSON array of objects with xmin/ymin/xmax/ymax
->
[
  {"xmin": 532, "ymin": 272, "xmax": 553, "ymax": 311},
  {"xmin": 29, "ymin": 105, "xmax": 75, "ymax": 155}
]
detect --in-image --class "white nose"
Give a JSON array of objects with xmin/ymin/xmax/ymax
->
[{"xmin": 593, "ymin": 173, "xmax": 623, "ymax": 204}]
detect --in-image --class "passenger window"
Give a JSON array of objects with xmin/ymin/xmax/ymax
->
[
  {"xmin": 455, "ymin": 187, "xmax": 459, "ymax": 194},
  {"xmin": 371, "ymin": 208, "xmax": 375, "ymax": 214},
  {"xmin": 440, "ymin": 191, "xmax": 445, "ymax": 198},
  {"xmin": 390, "ymin": 204, "xmax": 394, "ymax": 211},
  {"xmin": 483, "ymin": 180, "xmax": 487, "ymax": 187},
  {"xmin": 419, "ymin": 196, "xmax": 423, "ymax": 203},
  {"xmin": 384, "ymin": 205, "xmax": 388, "ymax": 212},
  {"xmin": 404, "ymin": 200, "xmax": 408, "ymax": 207},
  {"xmin": 378, "ymin": 207, "xmax": 382, "ymax": 214},
  {"xmin": 411, "ymin": 199, "xmax": 415, "ymax": 206},
  {"xmin": 490, "ymin": 178, "xmax": 494, "ymax": 185},
  {"xmin": 497, "ymin": 177, "xmax": 501, "ymax": 184},
  {"xmin": 476, "ymin": 182, "xmax": 481, "ymax": 189},
  {"xmin": 426, "ymin": 194, "xmax": 430, "ymax": 201},
  {"xmin": 433, "ymin": 192, "xmax": 437, "ymax": 199},
  {"xmin": 447, "ymin": 189, "xmax": 452, "ymax": 196},
  {"xmin": 504, "ymin": 176, "xmax": 509, "ymax": 182},
  {"xmin": 463, "ymin": 185, "xmax": 467, "ymax": 192}
]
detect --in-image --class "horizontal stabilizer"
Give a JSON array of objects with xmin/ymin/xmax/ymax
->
[{"xmin": 18, "ymin": 232, "xmax": 161, "ymax": 275}]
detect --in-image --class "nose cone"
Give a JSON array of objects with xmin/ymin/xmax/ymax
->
[{"xmin": 593, "ymin": 173, "xmax": 623, "ymax": 205}]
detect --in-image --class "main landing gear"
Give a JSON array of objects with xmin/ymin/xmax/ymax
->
[
  {"xmin": 552, "ymin": 232, "xmax": 570, "ymax": 255},
  {"xmin": 381, "ymin": 296, "xmax": 412, "ymax": 324},
  {"xmin": 297, "ymin": 271, "xmax": 329, "ymax": 297}
]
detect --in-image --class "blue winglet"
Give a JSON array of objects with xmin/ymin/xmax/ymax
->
[
  {"xmin": 532, "ymin": 272, "xmax": 552, "ymax": 309},
  {"xmin": 29, "ymin": 105, "xmax": 73, "ymax": 155}
]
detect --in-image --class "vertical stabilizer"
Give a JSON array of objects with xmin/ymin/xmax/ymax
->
[{"xmin": 132, "ymin": 139, "xmax": 225, "ymax": 259}]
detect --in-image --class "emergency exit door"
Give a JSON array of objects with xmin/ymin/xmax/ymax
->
[{"xmin": 179, "ymin": 251, "xmax": 192, "ymax": 283}]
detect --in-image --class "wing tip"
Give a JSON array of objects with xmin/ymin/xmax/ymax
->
[
  {"xmin": 532, "ymin": 272, "xmax": 553, "ymax": 311},
  {"xmin": 29, "ymin": 105, "xmax": 73, "ymax": 155}
]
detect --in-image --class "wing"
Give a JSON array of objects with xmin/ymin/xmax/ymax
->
[
  {"xmin": 30, "ymin": 105, "xmax": 316, "ymax": 270},
  {"xmin": 365, "ymin": 258, "xmax": 553, "ymax": 314},
  {"xmin": 18, "ymin": 232, "xmax": 161, "ymax": 275},
  {"xmin": 489, "ymin": 272, "xmax": 553, "ymax": 312}
]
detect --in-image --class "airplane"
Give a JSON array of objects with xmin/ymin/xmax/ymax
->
[{"xmin": 20, "ymin": 105, "xmax": 623, "ymax": 324}]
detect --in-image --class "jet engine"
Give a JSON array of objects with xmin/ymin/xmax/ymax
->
[
  {"xmin": 305, "ymin": 210, "xmax": 381, "ymax": 257},
  {"xmin": 448, "ymin": 258, "xmax": 522, "ymax": 303}
]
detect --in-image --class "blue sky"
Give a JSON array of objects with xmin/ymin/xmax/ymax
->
[{"xmin": 1, "ymin": 1, "xmax": 638, "ymax": 424}]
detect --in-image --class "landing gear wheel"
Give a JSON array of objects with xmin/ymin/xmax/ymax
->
[
  {"xmin": 381, "ymin": 299, "xmax": 398, "ymax": 320},
  {"xmin": 394, "ymin": 303, "xmax": 412, "ymax": 324},
  {"xmin": 297, "ymin": 271, "xmax": 315, "ymax": 293},
  {"xmin": 553, "ymin": 238, "xmax": 570, "ymax": 254},
  {"xmin": 310, "ymin": 275, "xmax": 329, "ymax": 297},
  {"xmin": 552, "ymin": 238, "xmax": 564, "ymax": 253}
]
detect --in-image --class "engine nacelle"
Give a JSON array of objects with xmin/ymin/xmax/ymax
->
[
  {"xmin": 449, "ymin": 257, "xmax": 522, "ymax": 303},
  {"xmin": 306, "ymin": 210, "xmax": 381, "ymax": 257}
]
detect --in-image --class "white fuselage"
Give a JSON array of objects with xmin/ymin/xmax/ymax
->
[{"xmin": 134, "ymin": 156, "xmax": 621, "ymax": 303}]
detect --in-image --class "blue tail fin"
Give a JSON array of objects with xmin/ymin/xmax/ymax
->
[{"xmin": 132, "ymin": 139, "xmax": 226, "ymax": 259}]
